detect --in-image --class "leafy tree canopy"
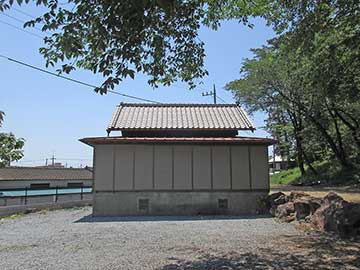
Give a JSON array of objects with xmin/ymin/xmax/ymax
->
[
  {"xmin": 0, "ymin": 112, "xmax": 25, "ymax": 167},
  {"xmin": 0, "ymin": 132, "xmax": 25, "ymax": 167},
  {"xmin": 227, "ymin": 0, "xmax": 360, "ymax": 181},
  {"xmin": 0, "ymin": 0, "xmax": 266, "ymax": 93},
  {"xmin": 0, "ymin": 111, "xmax": 4, "ymax": 127}
]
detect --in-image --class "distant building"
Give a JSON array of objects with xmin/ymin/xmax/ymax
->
[
  {"xmin": 0, "ymin": 167, "xmax": 93, "ymax": 190},
  {"xmin": 81, "ymin": 103, "xmax": 275, "ymax": 216},
  {"xmin": 37, "ymin": 162, "xmax": 65, "ymax": 168},
  {"xmin": 269, "ymin": 155, "xmax": 295, "ymax": 173}
]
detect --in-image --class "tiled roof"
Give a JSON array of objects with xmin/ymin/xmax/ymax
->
[
  {"xmin": 80, "ymin": 136, "xmax": 276, "ymax": 146},
  {"xmin": 108, "ymin": 103, "xmax": 255, "ymax": 131},
  {"xmin": 0, "ymin": 167, "xmax": 93, "ymax": 181}
]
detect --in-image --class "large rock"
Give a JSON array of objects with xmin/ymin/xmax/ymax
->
[
  {"xmin": 267, "ymin": 190, "xmax": 360, "ymax": 237},
  {"xmin": 287, "ymin": 191, "xmax": 310, "ymax": 202},
  {"xmin": 269, "ymin": 205, "xmax": 277, "ymax": 217},
  {"xmin": 311, "ymin": 192, "xmax": 360, "ymax": 237},
  {"xmin": 311, "ymin": 200, "xmax": 341, "ymax": 232},
  {"xmin": 267, "ymin": 192, "xmax": 286, "ymax": 206},
  {"xmin": 275, "ymin": 202, "xmax": 295, "ymax": 222},
  {"xmin": 339, "ymin": 202, "xmax": 360, "ymax": 236},
  {"xmin": 266, "ymin": 191, "xmax": 311, "ymax": 218},
  {"xmin": 274, "ymin": 194, "xmax": 287, "ymax": 205},
  {"xmin": 262, "ymin": 192, "xmax": 287, "ymax": 215},
  {"xmin": 324, "ymin": 191, "xmax": 344, "ymax": 204},
  {"xmin": 294, "ymin": 196, "xmax": 323, "ymax": 220}
]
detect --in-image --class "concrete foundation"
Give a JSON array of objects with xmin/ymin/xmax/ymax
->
[{"xmin": 93, "ymin": 191, "xmax": 268, "ymax": 216}]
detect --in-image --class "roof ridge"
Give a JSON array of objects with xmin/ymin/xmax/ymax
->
[
  {"xmin": 118, "ymin": 103, "xmax": 239, "ymax": 107},
  {"xmin": 109, "ymin": 102, "xmax": 255, "ymax": 131}
]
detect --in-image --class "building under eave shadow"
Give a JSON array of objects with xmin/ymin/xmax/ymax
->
[{"xmin": 80, "ymin": 103, "xmax": 275, "ymax": 216}]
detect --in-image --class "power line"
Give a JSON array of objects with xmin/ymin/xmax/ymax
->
[
  {"xmin": 200, "ymin": 83, "xmax": 232, "ymax": 104},
  {"xmin": 13, "ymin": 7, "xmax": 37, "ymax": 19},
  {"xmin": 0, "ymin": 54, "xmax": 160, "ymax": 103},
  {"xmin": 216, "ymin": 95, "xmax": 229, "ymax": 104},
  {"xmin": 0, "ymin": 19, "xmax": 44, "ymax": 39},
  {"xmin": 0, "ymin": 16, "xmax": 205, "ymax": 103},
  {"xmin": 1, "ymin": 13, "xmax": 43, "ymax": 31}
]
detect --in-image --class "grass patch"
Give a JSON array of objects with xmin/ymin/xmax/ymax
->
[
  {"xmin": 271, "ymin": 160, "xmax": 360, "ymax": 186},
  {"xmin": 0, "ymin": 213, "xmax": 25, "ymax": 220},
  {"xmin": 38, "ymin": 208, "xmax": 50, "ymax": 215},
  {"xmin": 271, "ymin": 167, "xmax": 301, "ymax": 185}
]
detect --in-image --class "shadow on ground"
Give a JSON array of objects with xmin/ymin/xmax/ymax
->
[
  {"xmin": 75, "ymin": 214, "xmax": 271, "ymax": 223},
  {"xmin": 157, "ymin": 234, "xmax": 360, "ymax": 270}
]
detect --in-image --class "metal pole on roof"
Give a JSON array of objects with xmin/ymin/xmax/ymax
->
[
  {"xmin": 47, "ymin": 153, "xmax": 56, "ymax": 167},
  {"xmin": 201, "ymin": 85, "xmax": 217, "ymax": 104},
  {"xmin": 213, "ymin": 84, "xmax": 217, "ymax": 104}
]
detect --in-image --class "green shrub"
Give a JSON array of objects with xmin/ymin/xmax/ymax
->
[
  {"xmin": 270, "ymin": 160, "xmax": 360, "ymax": 186},
  {"xmin": 270, "ymin": 167, "xmax": 301, "ymax": 185}
]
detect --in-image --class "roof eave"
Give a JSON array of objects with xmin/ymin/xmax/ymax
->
[
  {"xmin": 80, "ymin": 137, "xmax": 276, "ymax": 147},
  {"xmin": 107, "ymin": 127, "xmax": 256, "ymax": 131}
]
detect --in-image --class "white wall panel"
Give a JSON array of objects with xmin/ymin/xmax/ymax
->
[
  {"xmin": 231, "ymin": 146, "xmax": 250, "ymax": 189},
  {"xmin": 193, "ymin": 146, "xmax": 211, "ymax": 189},
  {"xmin": 212, "ymin": 146, "xmax": 231, "ymax": 189},
  {"xmin": 94, "ymin": 145, "xmax": 114, "ymax": 191},
  {"xmin": 154, "ymin": 145, "xmax": 173, "ymax": 189},
  {"xmin": 114, "ymin": 145, "xmax": 134, "ymax": 190},
  {"xmin": 173, "ymin": 145, "xmax": 192, "ymax": 190},
  {"xmin": 134, "ymin": 145, "xmax": 153, "ymax": 190},
  {"xmin": 250, "ymin": 146, "xmax": 269, "ymax": 189}
]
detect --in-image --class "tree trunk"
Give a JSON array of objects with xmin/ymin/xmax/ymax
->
[
  {"xmin": 308, "ymin": 114, "xmax": 351, "ymax": 169},
  {"xmin": 297, "ymin": 144, "xmax": 306, "ymax": 176},
  {"xmin": 303, "ymin": 151, "xmax": 318, "ymax": 175},
  {"xmin": 334, "ymin": 108, "xmax": 360, "ymax": 153},
  {"xmin": 273, "ymin": 86, "xmax": 351, "ymax": 169},
  {"xmin": 325, "ymin": 103, "xmax": 352, "ymax": 169},
  {"xmin": 293, "ymin": 128, "xmax": 306, "ymax": 176},
  {"xmin": 287, "ymin": 109, "xmax": 306, "ymax": 176}
]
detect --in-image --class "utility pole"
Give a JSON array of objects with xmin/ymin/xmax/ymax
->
[
  {"xmin": 50, "ymin": 153, "xmax": 56, "ymax": 166},
  {"xmin": 201, "ymin": 84, "xmax": 217, "ymax": 104},
  {"xmin": 213, "ymin": 84, "xmax": 217, "ymax": 104}
]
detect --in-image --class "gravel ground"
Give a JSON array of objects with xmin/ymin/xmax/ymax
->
[{"xmin": 0, "ymin": 207, "xmax": 359, "ymax": 270}]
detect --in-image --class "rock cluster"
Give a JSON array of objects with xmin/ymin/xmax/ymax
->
[{"xmin": 264, "ymin": 191, "xmax": 360, "ymax": 237}]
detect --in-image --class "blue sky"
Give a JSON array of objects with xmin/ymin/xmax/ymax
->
[{"xmin": 0, "ymin": 4, "xmax": 274, "ymax": 167}]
